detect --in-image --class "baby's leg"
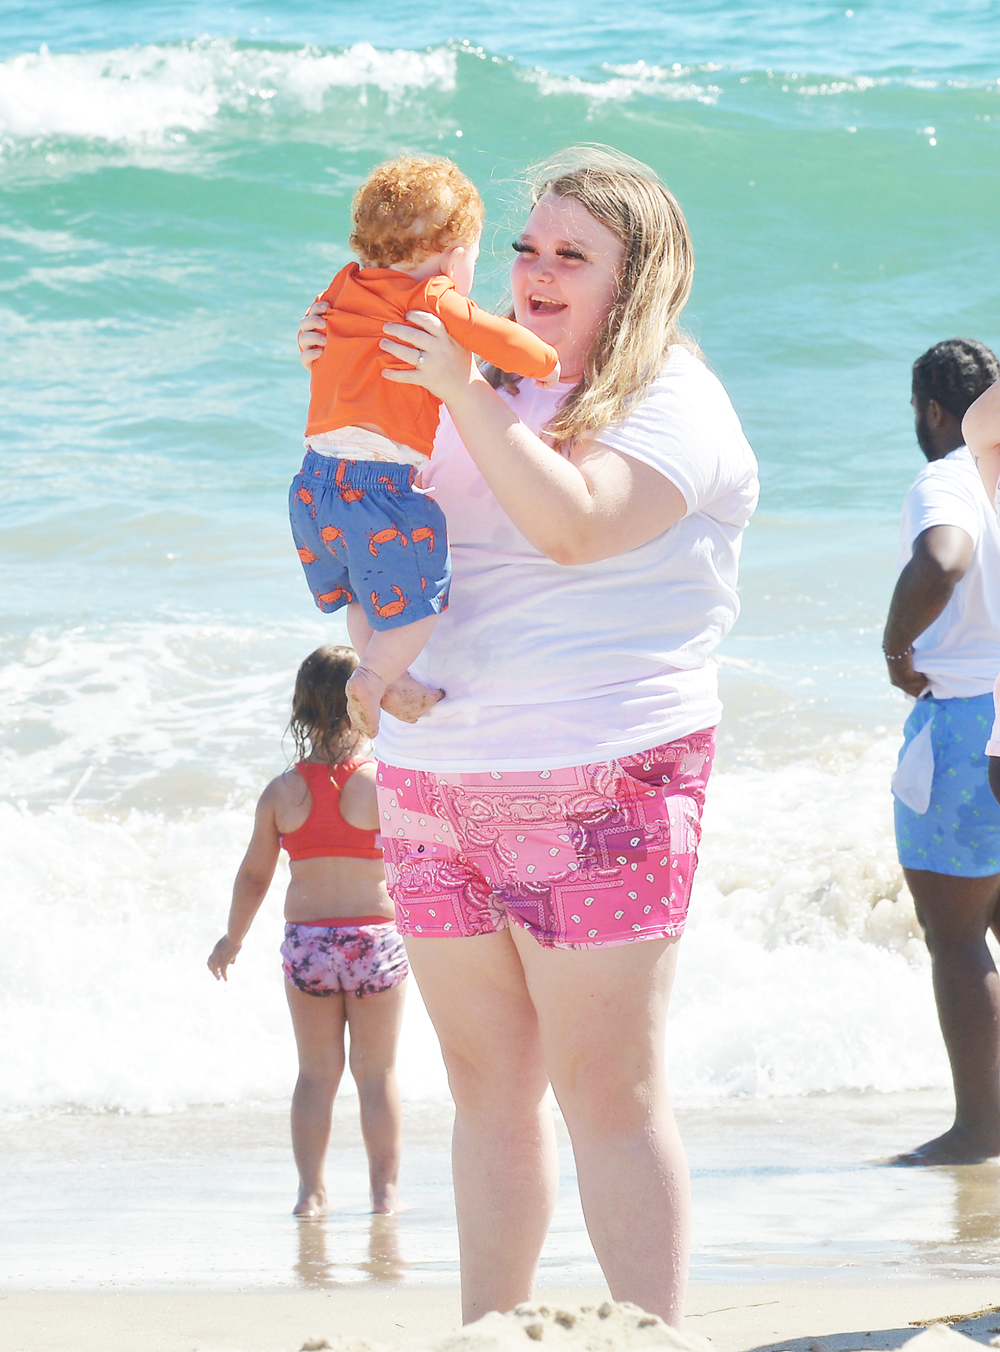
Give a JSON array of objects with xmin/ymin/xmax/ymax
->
[
  {"xmin": 346, "ymin": 603, "xmax": 443, "ymax": 730},
  {"xmin": 347, "ymin": 615, "xmax": 439, "ymax": 738},
  {"xmin": 345, "ymin": 602, "xmax": 373, "ymax": 658}
]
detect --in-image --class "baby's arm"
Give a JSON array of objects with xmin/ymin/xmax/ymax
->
[
  {"xmin": 207, "ymin": 779, "xmax": 283, "ymax": 981},
  {"xmin": 435, "ymin": 291, "xmax": 559, "ymax": 382},
  {"xmin": 963, "ymin": 379, "xmax": 1000, "ymax": 507}
]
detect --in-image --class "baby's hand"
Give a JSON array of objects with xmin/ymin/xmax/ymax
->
[
  {"xmin": 536, "ymin": 360, "xmax": 561, "ymax": 390},
  {"xmin": 208, "ymin": 935, "xmax": 241, "ymax": 981}
]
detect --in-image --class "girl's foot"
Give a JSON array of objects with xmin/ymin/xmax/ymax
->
[
  {"xmin": 371, "ymin": 1181, "xmax": 400, "ymax": 1215},
  {"xmin": 380, "ymin": 672, "xmax": 444, "ymax": 724},
  {"xmin": 293, "ymin": 1188, "xmax": 328, "ymax": 1219},
  {"xmin": 346, "ymin": 666, "xmax": 387, "ymax": 738}
]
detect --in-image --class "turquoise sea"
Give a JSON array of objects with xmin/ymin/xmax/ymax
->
[{"xmin": 3, "ymin": 0, "xmax": 1000, "ymax": 1292}]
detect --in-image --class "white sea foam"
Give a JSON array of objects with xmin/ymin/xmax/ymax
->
[
  {"xmin": 0, "ymin": 620, "xmax": 335, "ymax": 810},
  {"xmin": 0, "ymin": 799, "xmax": 448, "ymax": 1114},
  {"xmin": 0, "ymin": 703, "xmax": 952, "ymax": 1115},
  {"xmin": 0, "ymin": 39, "xmax": 458, "ymax": 145},
  {"xmin": 523, "ymin": 61, "xmax": 720, "ymax": 106},
  {"xmin": 0, "ymin": 618, "xmax": 952, "ymax": 1113}
]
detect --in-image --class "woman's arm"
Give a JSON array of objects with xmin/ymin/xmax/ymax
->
[
  {"xmin": 207, "ymin": 782, "xmax": 283, "ymax": 981},
  {"xmin": 963, "ymin": 380, "xmax": 1000, "ymax": 504},
  {"xmin": 381, "ymin": 312, "xmax": 686, "ymax": 565}
]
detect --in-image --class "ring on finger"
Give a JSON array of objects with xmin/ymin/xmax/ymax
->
[{"xmin": 416, "ymin": 352, "xmax": 425, "ymax": 366}]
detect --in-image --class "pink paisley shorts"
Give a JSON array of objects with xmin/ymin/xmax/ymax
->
[
  {"xmin": 280, "ymin": 922, "xmax": 409, "ymax": 997},
  {"xmin": 375, "ymin": 730, "xmax": 716, "ymax": 949}
]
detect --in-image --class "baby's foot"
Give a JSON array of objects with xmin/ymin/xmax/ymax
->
[
  {"xmin": 380, "ymin": 671, "xmax": 445, "ymax": 724},
  {"xmin": 293, "ymin": 1188, "xmax": 327, "ymax": 1219},
  {"xmin": 346, "ymin": 666, "xmax": 387, "ymax": 738}
]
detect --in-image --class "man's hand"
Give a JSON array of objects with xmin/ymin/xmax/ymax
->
[{"xmin": 885, "ymin": 650, "xmax": 929, "ymax": 698}]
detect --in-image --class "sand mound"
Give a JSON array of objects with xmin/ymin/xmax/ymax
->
[
  {"xmin": 298, "ymin": 1304, "xmax": 989, "ymax": 1352},
  {"xmin": 300, "ymin": 1300, "xmax": 712, "ymax": 1352}
]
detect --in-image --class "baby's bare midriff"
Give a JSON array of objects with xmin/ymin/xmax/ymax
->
[{"xmin": 284, "ymin": 854, "xmax": 393, "ymax": 922}]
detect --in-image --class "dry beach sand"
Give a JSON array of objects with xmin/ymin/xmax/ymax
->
[{"xmin": 6, "ymin": 1283, "xmax": 1000, "ymax": 1352}]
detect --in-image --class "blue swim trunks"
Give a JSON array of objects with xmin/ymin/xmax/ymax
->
[
  {"xmin": 894, "ymin": 692, "xmax": 1000, "ymax": 877},
  {"xmin": 289, "ymin": 451, "xmax": 450, "ymax": 632}
]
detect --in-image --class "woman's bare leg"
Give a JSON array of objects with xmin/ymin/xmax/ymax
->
[
  {"xmin": 285, "ymin": 981, "xmax": 347, "ymax": 1217},
  {"xmin": 345, "ymin": 980, "xmax": 407, "ymax": 1212},
  {"xmin": 510, "ymin": 927, "xmax": 688, "ymax": 1328},
  {"xmin": 404, "ymin": 932, "xmax": 558, "ymax": 1324}
]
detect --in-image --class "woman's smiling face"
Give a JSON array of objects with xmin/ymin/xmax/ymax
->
[{"xmin": 510, "ymin": 191, "xmax": 625, "ymax": 382}]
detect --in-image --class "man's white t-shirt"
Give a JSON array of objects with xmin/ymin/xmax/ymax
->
[
  {"xmin": 897, "ymin": 446, "xmax": 1000, "ymax": 700},
  {"xmin": 374, "ymin": 346, "xmax": 759, "ymax": 772}
]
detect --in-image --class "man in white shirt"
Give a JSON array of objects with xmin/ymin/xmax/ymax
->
[{"xmin": 884, "ymin": 337, "xmax": 1000, "ymax": 1164}]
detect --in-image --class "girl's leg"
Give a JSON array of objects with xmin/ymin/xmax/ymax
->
[
  {"xmin": 509, "ymin": 926, "xmax": 688, "ymax": 1328},
  {"xmin": 344, "ymin": 979, "xmax": 408, "ymax": 1213},
  {"xmin": 285, "ymin": 980, "xmax": 348, "ymax": 1217},
  {"xmin": 344, "ymin": 602, "xmax": 442, "ymax": 734},
  {"xmin": 404, "ymin": 932, "xmax": 558, "ymax": 1324}
]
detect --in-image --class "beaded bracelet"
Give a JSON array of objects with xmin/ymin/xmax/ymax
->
[{"xmin": 882, "ymin": 643, "xmax": 915, "ymax": 661}]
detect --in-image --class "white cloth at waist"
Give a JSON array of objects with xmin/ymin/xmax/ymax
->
[{"xmin": 304, "ymin": 425, "xmax": 425, "ymax": 469}]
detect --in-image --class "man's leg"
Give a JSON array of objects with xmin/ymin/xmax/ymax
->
[{"xmin": 894, "ymin": 867, "xmax": 1000, "ymax": 1164}]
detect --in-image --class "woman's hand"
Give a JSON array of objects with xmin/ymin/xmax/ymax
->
[
  {"xmin": 208, "ymin": 935, "xmax": 241, "ymax": 981},
  {"xmin": 297, "ymin": 300, "xmax": 329, "ymax": 370},
  {"xmin": 380, "ymin": 310, "xmax": 484, "ymax": 404}
]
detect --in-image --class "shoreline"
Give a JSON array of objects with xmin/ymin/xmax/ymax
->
[{"xmin": 6, "ymin": 1279, "xmax": 1000, "ymax": 1352}]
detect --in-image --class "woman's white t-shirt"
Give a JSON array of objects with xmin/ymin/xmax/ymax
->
[{"xmin": 374, "ymin": 346, "xmax": 759, "ymax": 772}]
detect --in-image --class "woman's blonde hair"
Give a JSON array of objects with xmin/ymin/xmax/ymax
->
[
  {"xmin": 489, "ymin": 146, "xmax": 696, "ymax": 449},
  {"xmin": 349, "ymin": 154, "xmax": 485, "ymax": 269}
]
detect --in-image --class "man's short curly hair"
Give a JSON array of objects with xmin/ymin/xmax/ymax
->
[
  {"xmin": 912, "ymin": 338, "xmax": 1000, "ymax": 420},
  {"xmin": 349, "ymin": 154, "xmax": 485, "ymax": 269}
]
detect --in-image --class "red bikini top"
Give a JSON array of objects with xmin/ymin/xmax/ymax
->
[{"xmin": 280, "ymin": 759, "xmax": 382, "ymax": 861}]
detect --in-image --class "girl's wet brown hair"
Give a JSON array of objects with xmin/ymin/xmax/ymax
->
[{"xmin": 289, "ymin": 645, "xmax": 360, "ymax": 764}]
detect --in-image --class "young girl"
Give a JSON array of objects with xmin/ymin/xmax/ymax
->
[
  {"xmin": 291, "ymin": 153, "xmax": 559, "ymax": 738},
  {"xmin": 207, "ymin": 645, "xmax": 407, "ymax": 1217}
]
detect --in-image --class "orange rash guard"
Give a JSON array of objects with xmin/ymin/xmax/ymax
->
[{"xmin": 305, "ymin": 263, "xmax": 560, "ymax": 459}]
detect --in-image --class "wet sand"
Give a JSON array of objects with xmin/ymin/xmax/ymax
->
[
  {"xmin": 5, "ymin": 1095, "xmax": 1000, "ymax": 1350},
  {"xmin": 5, "ymin": 1280, "xmax": 1000, "ymax": 1352}
]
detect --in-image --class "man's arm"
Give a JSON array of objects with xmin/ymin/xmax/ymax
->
[{"xmin": 883, "ymin": 524, "xmax": 974, "ymax": 696}]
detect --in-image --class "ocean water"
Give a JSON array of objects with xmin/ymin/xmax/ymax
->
[{"xmin": 3, "ymin": 0, "xmax": 1000, "ymax": 1284}]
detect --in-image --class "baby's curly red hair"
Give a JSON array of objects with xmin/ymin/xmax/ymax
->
[{"xmin": 349, "ymin": 154, "xmax": 485, "ymax": 269}]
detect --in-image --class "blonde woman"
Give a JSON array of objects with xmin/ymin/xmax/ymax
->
[{"xmin": 299, "ymin": 147, "xmax": 758, "ymax": 1327}]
